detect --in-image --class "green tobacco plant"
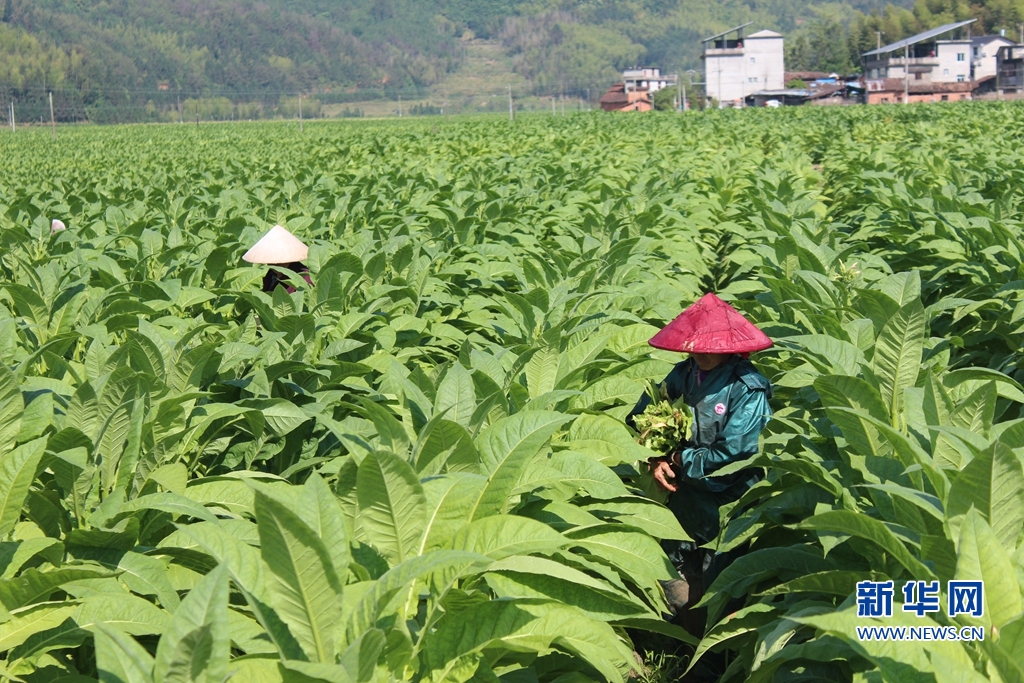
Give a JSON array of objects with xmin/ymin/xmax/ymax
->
[{"xmin": 0, "ymin": 106, "xmax": 1021, "ymax": 682}]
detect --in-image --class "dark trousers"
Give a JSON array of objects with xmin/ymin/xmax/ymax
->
[{"xmin": 662, "ymin": 470, "xmax": 754, "ymax": 592}]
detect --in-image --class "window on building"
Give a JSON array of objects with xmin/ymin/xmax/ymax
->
[
  {"xmin": 957, "ymin": 53, "xmax": 965, "ymax": 61},
  {"xmin": 957, "ymin": 74, "xmax": 965, "ymax": 82},
  {"xmin": 750, "ymin": 57, "xmax": 755, "ymax": 63},
  {"xmin": 941, "ymin": 94, "xmax": 949, "ymax": 101},
  {"xmin": 915, "ymin": 72, "xmax": 923, "ymax": 80},
  {"xmin": 973, "ymin": 47, "xmax": 979, "ymax": 57},
  {"xmin": 943, "ymin": 68, "xmax": 949, "ymax": 75}
]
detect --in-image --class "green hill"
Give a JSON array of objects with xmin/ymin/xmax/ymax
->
[{"xmin": 7, "ymin": 0, "xmax": 1013, "ymax": 122}]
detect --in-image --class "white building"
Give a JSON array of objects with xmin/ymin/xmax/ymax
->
[
  {"xmin": 972, "ymin": 35, "xmax": 1015, "ymax": 79},
  {"xmin": 862, "ymin": 20, "xmax": 977, "ymax": 83},
  {"xmin": 622, "ymin": 68, "xmax": 677, "ymax": 93},
  {"xmin": 936, "ymin": 40, "xmax": 972, "ymax": 82},
  {"xmin": 702, "ymin": 24, "xmax": 785, "ymax": 105}
]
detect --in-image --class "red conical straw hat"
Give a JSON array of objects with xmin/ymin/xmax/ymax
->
[
  {"xmin": 648, "ymin": 293, "xmax": 773, "ymax": 354},
  {"xmin": 242, "ymin": 225, "xmax": 309, "ymax": 264}
]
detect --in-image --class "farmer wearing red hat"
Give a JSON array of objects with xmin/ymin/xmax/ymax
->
[{"xmin": 627, "ymin": 293, "xmax": 773, "ymax": 622}]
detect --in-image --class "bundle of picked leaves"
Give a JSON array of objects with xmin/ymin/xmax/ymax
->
[{"xmin": 634, "ymin": 380, "xmax": 692, "ymax": 456}]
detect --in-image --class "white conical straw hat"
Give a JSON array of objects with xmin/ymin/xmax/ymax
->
[
  {"xmin": 242, "ymin": 225, "xmax": 309, "ymax": 264},
  {"xmin": 51, "ymin": 219, "xmax": 66, "ymax": 233}
]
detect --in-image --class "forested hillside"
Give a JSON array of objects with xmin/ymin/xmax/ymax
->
[{"xmin": 1, "ymin": 0, "xmax": 1020, "ymax": 118}]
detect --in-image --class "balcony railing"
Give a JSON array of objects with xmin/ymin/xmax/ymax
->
[
  {"xmin": 864, "ymin": 56, "xmax": 939, "ymax": 68},
  {"xmin": 703, "ymin": 47, "xmax": 745, "ymax": 56}
]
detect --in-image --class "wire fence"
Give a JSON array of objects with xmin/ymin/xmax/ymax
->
[{"xmin": 0, "ymin": 78, "xmax": 704, "ymax": 128}]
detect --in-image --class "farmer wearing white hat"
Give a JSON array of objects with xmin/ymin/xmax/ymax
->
[{"xmin": 242, "ymin": 225, "xmax": 312, "ymax": 293}]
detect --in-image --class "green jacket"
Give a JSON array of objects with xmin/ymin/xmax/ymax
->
[{"xmin": 629, "ymin": 355, "xmax": 773, "ymax": 494}]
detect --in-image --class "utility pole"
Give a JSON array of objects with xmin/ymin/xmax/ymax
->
[
  {"xmin": 398, "ymin": 94, "xmax": 402, "ymax": 117},
  {"xmin": 507, "ymin": 84, "xmax": 514, "ymax": 121},
  {"xmin": 560, "ymin": 81, "xmax": 565, "ymax": 115},
  {"xmin": 677, "ymin": 76, "xmax": 682, "ymax": 111},
  {"xmin": 444, "ymin": 87, "xmax": 449, "ymax": 120},
  {"xmin": 552, "ymin": 96, "xmax": 556, "ymax": 114},
  {"xmin": 48, "ymin": 92, "xmax": 55, "ymax": 140},
  {"xmin": 877, "ymin": 31, "xmax": 882, "ymax": 50},
  {"xmin": 8, "ymin": 100, "xmax": 13, "ymax": 132},
  {"xmin": 177, "ymin": 95, "xmax": 182, "ymax": 124},
  {"xmin": 298, "ymin": 95, "xmax": 303, "ymax": 132},
  {"xmin": 586, "ymin": 87, "xmax": 590, "ymax": 110},
  {"xmin": 904, "ymin": 44, "xmax": 910, "ymax": 104}
]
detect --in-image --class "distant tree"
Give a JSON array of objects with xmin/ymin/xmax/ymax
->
[
  {"xmin": 652, "ymin": 86, "xmax": 676, "ymax": 110},
  {"xmin": 787, "ymin": 78, "xmax": 809, "ymax": 88},
  {"xmin": 787, "ymin": 18, "xmax": 855, "ymax": 74}
]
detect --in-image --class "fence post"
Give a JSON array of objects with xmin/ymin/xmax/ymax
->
[
  {"xmin": 9, "ymin": 100, "xmax": 13, "ymax": 132},
  {"xmin": 49, "ymin": 92, "xmax": 56, "ymax": 140}
]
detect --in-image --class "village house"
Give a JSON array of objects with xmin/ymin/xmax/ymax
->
[
  {"xmin": 861, "ymin": 78, "xmax": 974, "ymax": 104},
  {"xmin": 702, "ymin": 23, "xmax": 785, "ymax": 106},
  {"xmin": 599, "ymin": 68, "xmax": 678, "ymax": 112},
  {"xmin": 861, "ymin": 20, "xmax": 976, "ymax": 85},
  {"xmin": 972, "ymin": 34, "xmax": 1015, "ymax": 79},
  {"xmin": 996, "ymin": 44, "xmax": 1024, "ymax": 93}
]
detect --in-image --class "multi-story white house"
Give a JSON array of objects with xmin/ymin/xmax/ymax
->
[
  {"xmin": 971, "ymin": 34, "xmax": 1016, "ymax": 79},
  {"xmin": 702, "ymin": 23, "xmax": 785, "ymax": 106},
  {"xmin": 622, "ymin": 68, "xmax": 677, "ymax": 93},
  {"xmin": 862, "ymin": 19, "xmax": 976, "ymax": 84}
]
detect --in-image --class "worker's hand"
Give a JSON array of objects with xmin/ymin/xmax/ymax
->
[{"xmin": 649, "ymin": 458, "xmax": 677, "ymax": 493}]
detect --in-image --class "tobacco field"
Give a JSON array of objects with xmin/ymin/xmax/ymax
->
[{"xmin": 0, "ymin": 104, "xmax": 1021, "ymax": 683}]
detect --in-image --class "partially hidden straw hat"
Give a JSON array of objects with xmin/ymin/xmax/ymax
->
[
  {"xmin": 242, "ymin": 225, "xmax": 309, "ymax": 264},
  {"xmin": 648, "ymin": 292, "xmax": 773, "ymax": 354},
  {"xmin": 50, "ymin": 219, "xmax": 66, "ymax": 234}
]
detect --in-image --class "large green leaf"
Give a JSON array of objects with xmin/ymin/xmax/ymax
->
[
  {"xmin": 425, "ymin": 598, "xmax": 634, "ymax": 683},
  {"xmin": 178, "ymin": 522, "xmax": 305, "ymax": 660},
  {"xmin": 563, "ymin": 525, "xmax": 677, "ymax": 584},
  {"xmin": 341, "ymin": 550, "xmax": 489, "ymax": 647},
  {"xmin": 947, "ymin": 441, "xmax": 1024, "ymax": 550},
  {"xmin": 356, "ymin": 450, "xmax": 426, "ymax": 565},
  {"xmin": 471, "ymin": 411, "xmax": 572, "ymax": 519},
  {"xmin": 955, "ymin": 508, "xmax": 1022, "ymax": 628},
  {"xmin": 579, "ymin": 497, "xmax": 690, "ymax": 541},
  {"xmin": 155, "ymin": 563, "xmax": 230, "ymax": 683},
  {"xmin": 484, "ymin": 557, "xmax": 651, "ymax": 621},
  {"xmin": 799, "ymin": 510, "xmax": 933, "ymax": 579},
  {"xmin": 251, "ymin": 485, "xmax": 343, "ymax": 663},
  {"xmin": 413, "ymin": 418, "xmax": 479, "ymax": 477},
  {"xmin": 0, "ymin": 565, "xmax": 114, "ymax": 610},
  {"xmin": 0, "ymin": 437, "xmax": 47, "ymax": 538},
  {"xmin": 0, "ymin": 365, "xmax": 23, "ymax": 458},
  {"xmin": 95, "ymin": 624, "xmax": 155, "ymax": 683},
  {"xmin": 435, "ymin": 363, "xmax": 476, "ymax": 427},
  {"xmin": 417, "ymin": 474, "xmax": 487, "ymax": 554},
  {"xmin": 870, "ymin": 299, "xmax": 925, "ymax": 426},
  {"xmin": 449, "ymin": 514, "xmax": 567, "ymax": 559}
]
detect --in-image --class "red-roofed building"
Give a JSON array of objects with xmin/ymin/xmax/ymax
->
[
  {"xmin": 862, "ymin": 77, "xmax": 974, "ymax": 103},
  {"xmin": 598, "ymin": 82, "xmax": 653, "ymax": 112}
]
